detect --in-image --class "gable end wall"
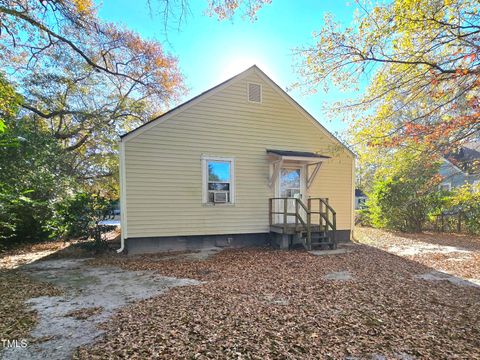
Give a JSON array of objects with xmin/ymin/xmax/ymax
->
[{"xmin": 124, "ymin": 71, "xmax": 354, "ymax": 238}]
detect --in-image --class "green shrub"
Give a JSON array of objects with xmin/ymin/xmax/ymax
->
[
  {"xmin": 48, "ymin": 192, "xmax": 113, "ymax": 240},
  {"xmin": 355, "ymin": 208, "xmax": 372, "ymax": 227},
  {"xmin": 0, "ymin": 117, "xmax": 70, "ymax": 244},
  {"xmin": 443, "ymin": 184, "xmax": 480, "ymax": 234},
  {"xmin": 366, "ymin": 150, "xmax": 443, "ymax": 232}
]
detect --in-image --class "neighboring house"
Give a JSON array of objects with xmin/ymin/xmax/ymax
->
[
  {"xmin": 355, "ymin": 189, "xmax": 367, "ymax": 210},
  {"xmin": 439, "ymin": 145, "xmax": 480, "ymax": 191},
  {"xmin": 118, "ymin": 66, "xmax": 355, "ymax": 254}
]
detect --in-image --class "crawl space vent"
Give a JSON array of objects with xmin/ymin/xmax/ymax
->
[{"xmin": 248, "ymin": 83, "xmax": 262, "ymax": 103}]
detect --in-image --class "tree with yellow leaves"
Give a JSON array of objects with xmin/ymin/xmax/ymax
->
[{"xmin": 296, "ymin": 0, "xmax": 479, "ymax": 152}]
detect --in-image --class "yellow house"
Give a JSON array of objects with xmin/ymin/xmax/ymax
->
[{"xmin": 119, "ymin": 66, "xmax": 355, "ymax": 254}]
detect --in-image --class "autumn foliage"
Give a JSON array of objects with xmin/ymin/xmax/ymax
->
[
  {"xmin": 207, "ymin": 0, "xmax": 272, "ymax": 20},
  {"xmin": 0, "ymin": 1, "xmax": 185, "ymax": 244},
  {"xmin": 0, "ymin": 0, "xmax": 185, "ymax": 185},
  {"xmin": 297, "ymin": 0, "xmax": 479, "ymax": 152}
]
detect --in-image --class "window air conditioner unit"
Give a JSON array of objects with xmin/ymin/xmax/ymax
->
[{"xmin": 214, "ymin": 192, "xmax": 228, "ymax": 203}]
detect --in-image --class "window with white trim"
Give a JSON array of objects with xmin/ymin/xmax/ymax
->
[
  {"xmin": 439, "ymin": 182, "xmax": 452, "ymax": 191},
  {"xmin": 202, "ymin": 156, "xmax": 235, "ymax": 204}
]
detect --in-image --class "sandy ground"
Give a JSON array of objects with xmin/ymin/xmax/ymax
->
[
  {"xmin": 355, "ymin": 227, "xmax": 480, "ymax": 286},
  {"xmin": 2, "ymin": 257, "xmax": 200, "ymax": 360}
]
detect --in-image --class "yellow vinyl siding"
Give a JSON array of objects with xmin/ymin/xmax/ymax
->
[{"xmin": 124, "ymin": 70, "xmax": 354, "ymax": 238}]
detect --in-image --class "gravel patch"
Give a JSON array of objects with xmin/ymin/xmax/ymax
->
[
  {"xmin": 387, "ymin": 243, "xmax": 471, "ymax": 256},
  {"xmin": 355, "ymin": 227, "xmax": 480, "ymax": 281}
]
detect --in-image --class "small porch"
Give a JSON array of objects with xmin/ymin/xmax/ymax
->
[
  {"xmin": 266, "ymin": 149, "xmax": 337, "ymax": 250},
  {"xmin": 269, "ymin": 197, "xmax": 337, "ymax": 250}
]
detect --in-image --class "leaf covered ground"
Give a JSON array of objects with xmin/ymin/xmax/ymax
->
[
  {"xmin": 0, "ymin": 230, "xmax": 121, "ymax": 270},
  {"xmin": 0, "ymin": 270, "xmax": 61, "ymax": 342},
  {"xmin": 75, "ymin": 241, "xmax": 480, "ymax": 359}
]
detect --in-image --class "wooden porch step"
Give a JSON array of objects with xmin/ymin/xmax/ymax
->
[
  {"xmin": 311, "ymin": 241, "xmax": 336, "ymax": 250},
  {"xmin": 311, "ymin": 241, "xmax": 333, "ymax": 245},
  {"xmin": 311, "ymin": 236, "xmax": 330, "ymax": 242},
  {"xmin": 270, "ymin": 224, "xmax": 324, "ymax": 234}
]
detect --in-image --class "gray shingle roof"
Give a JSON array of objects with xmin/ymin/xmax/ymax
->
[{"xmin": 266, "ymin": 149, "xmax": 330, "ymax": 159}]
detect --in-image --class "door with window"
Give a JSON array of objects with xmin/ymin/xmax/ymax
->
[{"xmin": 276, "ymin": 166, "xmax": 306, "ymax": 223}]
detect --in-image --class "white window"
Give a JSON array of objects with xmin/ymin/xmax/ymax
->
[
  {"xmin": 202, "ymin": 156, "xmax": 235, "ymax": 204},
  {"xmin": 439, "ymin": 182, "xmax": 452, "ymax": 191}
]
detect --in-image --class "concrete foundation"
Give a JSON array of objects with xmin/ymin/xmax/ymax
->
[
  {"xmin": 125, "ymin": 233, "xmax": 269, "ymax": 255},
  {"xmin": 126, "ymin": 230, "xmax": 351, "ymax": 254}
]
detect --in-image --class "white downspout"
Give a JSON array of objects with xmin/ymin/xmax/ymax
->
[
  {"xmin": 117, "ymin": 139, "xmax": 127, "ymax": 253},
  {"xmin": 351, "ymin": 155, "xmax": 356, "ymax": 241}
]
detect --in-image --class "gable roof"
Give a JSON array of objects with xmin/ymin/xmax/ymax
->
[
  {"xmin": 444, "ymin": 145, "xmax": 480, "ymax": 174},
  {"xmin": 120, "ymin": 65, "xmax": 355, "ymax": 158}
]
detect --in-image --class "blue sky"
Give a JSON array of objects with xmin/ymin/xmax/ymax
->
[{"xmin": 99, "ymin": 1, "xmax": 361, "ymax": 136}]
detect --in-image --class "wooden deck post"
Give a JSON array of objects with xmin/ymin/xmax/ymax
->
[
  {"xmin": 295, "ymin": 200, "xmax": 299, "ymax": 228},
  {"xmin": 325, "ymin": 199, "xmax": 328, "ymax": 231},
  {"xmin": 319, "ymin": 198, "xmax": 324, "ymax": 231},
  {"xmin": 269, "ymin": 198, "xmax": 273, "ymax": 226},
  {"xmin": 332, "ymin": 212, "xmax": 337, "ymax": 249},
  {"xmin": 283, "ymin": 198, "xmax": 288, "ymax": 233},
  {"xmin": 307, "ymin": 198, "xmax": 312, "ymax": 230},
  {"xmin": 307, "ymin": 211, "xmax": 311, "ymax": 251}
]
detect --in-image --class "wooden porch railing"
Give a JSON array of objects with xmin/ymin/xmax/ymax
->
[
  {"xmin": 308, "ymin": 197, "xmax": 337, "ymax": 247},
  {"xmin": 268, "ymin": 197, "xmax": 337, "ymax": 250},
  {"xmin": 269, "ymin": 197, "xmax": 311, "ymax": 248}
]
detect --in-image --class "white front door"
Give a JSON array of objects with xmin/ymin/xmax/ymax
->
[{"xmin": 276, "ymin": 166, "xmax": 306, "ymax": 224}]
